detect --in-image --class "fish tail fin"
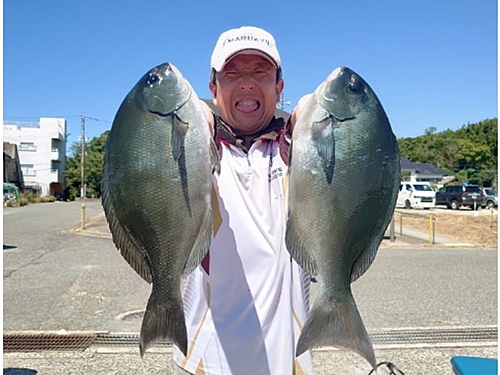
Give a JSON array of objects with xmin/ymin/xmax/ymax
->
[
  {"xmin": 139, "ymin": 295, "xmax": 187, "ymax": 357},
  {"xmin": 296, "ymin": 294, "xmax": 376, "ymax": 369}
]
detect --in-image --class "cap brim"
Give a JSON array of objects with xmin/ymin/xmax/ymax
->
[{"xmin": 218, "ymin": 49, "xmax": 279, "ymax": 71}]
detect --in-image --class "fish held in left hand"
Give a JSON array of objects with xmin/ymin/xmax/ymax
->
[
  {"xmin": 286, "ymin": 66, "xmax": 400, "ymax": 368},
  {"xmin": 101, "ymin": 62, "xmax": 219, "ymax": 357}
]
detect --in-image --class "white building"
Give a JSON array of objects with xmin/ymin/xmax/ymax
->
[{"xmin": 3, "ymin": 118, "xmax": 67, "ymax": 197}]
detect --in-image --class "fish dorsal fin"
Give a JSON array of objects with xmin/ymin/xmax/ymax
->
[
  {"xmin": 101, "ymin": 163, "xmax": 153, "ymax": 283},
  {"xmin": 182, "ymin": 207, "xmax": 212, "ymax": 276},
  {"xmin": 171, "ymin": 113, "xmax": 189, "ymax": 161},
  {"xmin": 311, "ymin": 117, "xmax": 335, "ymax": 184},
  {"xmin": 285, "ymin": 215, "xmax": 318, "ymax": 276}
]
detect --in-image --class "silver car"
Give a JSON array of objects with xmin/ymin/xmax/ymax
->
[{"xmin": 482, "ymin": 188, "xmax": 498, "ymax": 209}]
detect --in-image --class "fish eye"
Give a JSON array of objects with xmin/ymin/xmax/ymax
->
[
  {"xmin": 146, "ymin": 71, "xmax": 162, "ymax": 87},
  {"xmin": 346, "ymin": 74, "xmax": 362, "ymax": 94}
]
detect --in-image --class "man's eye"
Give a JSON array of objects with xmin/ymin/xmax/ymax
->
[
  {"xmin": 255, "ymin": 70, "xmax": 270, "ymax": 76},
  {"xmin": 224, "ymin": 71, "xmax": 239, "ymax": 79}
]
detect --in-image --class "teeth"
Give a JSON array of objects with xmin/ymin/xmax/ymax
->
[
  {"xmin": 236, "ymin": 100, "xmax": 259, "ymax": 113},
  {"xmin": 238, "ymin": 100, "xmax": 257, "ymax": 106}
]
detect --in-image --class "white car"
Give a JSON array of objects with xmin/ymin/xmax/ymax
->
[{"xmin": 397, "ymin": 182, "xmax": 436, "ymax": 209}]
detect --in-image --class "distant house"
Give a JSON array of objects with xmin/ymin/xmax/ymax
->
[
  {"xmin": 3, "ymin": 142, "xmax": 25, "ymax": 190},
  {"xmin": 400, "ymin": 158, "xmax": 443, "ymax": 184},
  {"xmin": 3, "ymin": 118, "xmax": 67, "ymax": 197}
]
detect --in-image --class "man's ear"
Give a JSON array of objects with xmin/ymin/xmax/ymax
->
[
  {"xmin": 276, "ymin": 79, "xmax": 284, "ymax": 101},
  {"xmin": 209, "ymin": 81, "xmax": 218, "ymax": 106}
]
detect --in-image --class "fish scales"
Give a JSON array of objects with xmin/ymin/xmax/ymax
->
[
  {"xmin": 286, "ymin": 66, "xmax": 400, "ymax": 369},
  {"xmin": 101, "ymin": 62, "xmax": 218, "ymax": 357}
]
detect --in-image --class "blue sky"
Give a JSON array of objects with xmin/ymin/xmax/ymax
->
[{"xmin": 3, "ymin": 1, "xmax": 498, "ymax": 153}]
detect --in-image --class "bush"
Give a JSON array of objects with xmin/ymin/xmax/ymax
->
[
  {"xmin": 23, "ymin": 193, "xmax": 37, "ymax": 203},
  {"xmin": 4, "ymin": 199, "xmax": 17, "ymax": 207},
  {"xmin": 40, "ymin": 195, "xmax": 56, "ymax": 203},
  {"xmin": 19, "ymin": 197, "xmax": 30, "ymax": 206}
]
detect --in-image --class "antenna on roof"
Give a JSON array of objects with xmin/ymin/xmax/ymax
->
[{"xmin": 277, "ymin": 92, "xmax": 290, "ymax": 110}]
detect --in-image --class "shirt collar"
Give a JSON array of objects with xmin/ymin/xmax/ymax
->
[{"xmin": 215, "ymin": 116, "xmax": 285, "ymax": 153}]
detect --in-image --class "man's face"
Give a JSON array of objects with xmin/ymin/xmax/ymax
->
[{"xmin": 210, "ymin": 53, "xmax": 284, "ymax": 135}]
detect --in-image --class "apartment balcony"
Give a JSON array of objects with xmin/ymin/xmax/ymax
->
[
  {"xmin": 51, "ymin": 148, "xmax": 60, "ymax": 161},
  {"xmin": 50, "ymin": 169, "xmax": 62, "ymax": 183}
]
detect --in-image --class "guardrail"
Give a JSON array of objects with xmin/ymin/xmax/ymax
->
[
  {"xmin": 389, "ymin": 210, "xmax": 436, "ymax": 245},
  {"xmin": 391, "ymin": 208, "xmax": 498, "ymax": 246}
]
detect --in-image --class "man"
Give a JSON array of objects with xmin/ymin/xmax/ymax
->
[{"xmin": 173, "ymin": 26, "xmax": 313, "ymax": 375}]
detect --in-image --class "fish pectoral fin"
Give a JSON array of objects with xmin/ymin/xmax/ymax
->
[
  {"xmin": 182, "ymin": 209, "xmax": 212, "ymax": 276},
  {"xmin": 285, "ymin": 217, "xmax": 318, "ymax": 276},
  {"xmin": 311, "ymin": 117, "xmax": 335, "ymax": 184},
  {"xmin": 171, "ymin": 113, "xmax": 189, "ymax": 161}
]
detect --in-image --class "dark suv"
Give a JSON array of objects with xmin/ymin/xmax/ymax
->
[{"xmin": 435, "ymin": 185, "xmax": 484, "ymax": 210}]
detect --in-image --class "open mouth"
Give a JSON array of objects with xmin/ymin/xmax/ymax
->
[{"xmin": 236, "ymin": 100, "xmax": 260, "ymax": 113}]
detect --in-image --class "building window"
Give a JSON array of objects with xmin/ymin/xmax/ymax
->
[
  {"xmin": 21, "ymin": 164, "xmax": 36, "ymax": 176},
  {"xmin": 19, "ymin": 142, "xmax": 37, "ymax": 151}
]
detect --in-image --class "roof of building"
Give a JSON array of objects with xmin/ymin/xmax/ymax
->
[
  {"xmin": 413, "ymin": 162, "xmax": 443, "ymax": 176},
  {"xmin": 400, "ymin": 157, "xmax": 443, "ymax": 176}
]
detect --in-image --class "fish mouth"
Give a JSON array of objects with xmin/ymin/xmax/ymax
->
[{"xmin": 235, "ymin": 100, "xmax": 260, "ymax": 113}]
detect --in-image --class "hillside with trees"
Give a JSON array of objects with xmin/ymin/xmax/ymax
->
[
  {"xmin": 63, "ymin": 119, "xmax": 498, "ymax": 199},
  {"xmin": 397, "ymin": 118, "xmax": 497, "ymax": 187}
]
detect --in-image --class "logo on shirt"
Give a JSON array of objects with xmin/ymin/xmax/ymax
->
[{"xmin": 268, "ymin": 166, "xmax": 283, "ymax": 182}]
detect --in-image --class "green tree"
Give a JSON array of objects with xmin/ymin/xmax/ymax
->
[
  {"xmin": 64, "ymin": 131, "xmax": 109, "ymax": 200},
  {"xmin": 397, "ymin": 118, "xmax": 498, "ymax": 186}
]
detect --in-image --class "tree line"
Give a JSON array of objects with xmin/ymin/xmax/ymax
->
[
  {"xmin": 397, "ymin": 118, "xmax": 497, "ymax": 187},
  {"xmin": 63, "ymin": 118, "xmax": 498, "ymax": 200}
]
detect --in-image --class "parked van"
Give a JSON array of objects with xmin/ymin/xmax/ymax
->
[{"xmin": 396, "ymin": 182, "xmax": 436, "ymax": 209}]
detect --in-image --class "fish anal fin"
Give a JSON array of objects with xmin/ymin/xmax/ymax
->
[
  {"xmin": 311, "ymin": 117, "xmax": 335, "ymax": 184},
  {"xmin": 351, "ymin": 236, "xmax": 380, "ymax": 283},
  {"xmin": 101, "ymin": 166, "xmax": 153, "ymax": 283},
  {"xmin": 182, "ymin": 209, "xmax": 212, "ymax": 276},
  {"xmin": 285, "ymin": 217, "xmax": 318, "ymax": 276}
]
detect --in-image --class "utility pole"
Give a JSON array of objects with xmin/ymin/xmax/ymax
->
[{"xmin": 80, "ymin": 114, "xmax": 86, "ymax": 230}]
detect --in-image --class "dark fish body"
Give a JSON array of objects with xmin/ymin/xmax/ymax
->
[
  {"xmin": 286, "ymin": 66, "xmax": 400, "ymax": 368},
  {"xmin": 101, "ymin": 62, "xmax": 217, "ymax": 356}
]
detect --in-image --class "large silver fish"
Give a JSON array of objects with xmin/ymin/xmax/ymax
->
[
  {"xmin": 101, "ymin": 62, "xmax": 218, "ymax": 356},
  {"xmin": 286, "ymin": 66, "xmax": 400, "ymax": 368}
]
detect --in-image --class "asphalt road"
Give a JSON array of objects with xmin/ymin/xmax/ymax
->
[{"xmin": 3, "ymin": 200, "xmax": 498, "ymax": 374}]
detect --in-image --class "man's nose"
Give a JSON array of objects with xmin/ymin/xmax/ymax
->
[{"xmin": 239, "ymin": 74, "xmax": 255, "ymax": 89}]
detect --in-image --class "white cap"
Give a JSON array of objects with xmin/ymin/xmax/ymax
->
[{"xmin": 210, "ymin": 26, "xmax": 281, "ymax": 71}]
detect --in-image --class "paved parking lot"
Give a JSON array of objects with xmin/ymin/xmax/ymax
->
[{"xmin": 3, "ymin": 200, "xmax": 497, "ymax": 374}]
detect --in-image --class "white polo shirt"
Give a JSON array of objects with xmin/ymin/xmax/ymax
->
[{"xmin": 173, "ymin": 134, "xmax": 313, "ymax": 375}]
